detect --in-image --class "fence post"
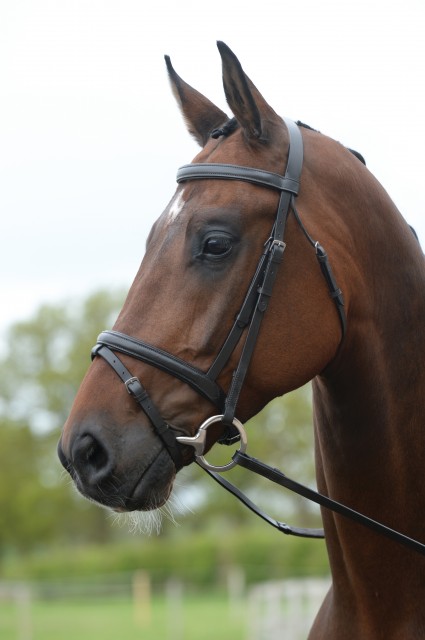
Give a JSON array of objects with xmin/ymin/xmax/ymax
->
[
  {"xmin": 166, "ymin": 578, "xmax": 184, "ymax": 640},
  {"xmin": 16, "ymin": 585, "xmax": 32, "ymax": 640},
  {"xmin": 133, "ymin": 571, "xmax": 152, "ymax": 627},
  {"xmin": 226, "ymin": 566, "xmax": 245, "ymax": 618}
]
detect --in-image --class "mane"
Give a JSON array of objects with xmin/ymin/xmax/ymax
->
[
  {"xmin": 296, "ymin": 120, "xmax": 317, "ymax": 132},
  {"xmin": 297, "ymin": 120, "xmax": 366, "ymax": 165},
  {"xmin": 211, "ymin": 118, "xmax": 366, "ymax": 166},
  {"xmin": 297, "ymin": 121, "xmax": 420, "ymax": 240},
  {"xmin": 211, "ymin": 117, "xmax": 239, "ymax": 139}
]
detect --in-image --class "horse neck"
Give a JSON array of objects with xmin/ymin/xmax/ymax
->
[{"xmin": 312, "ymin": 180, "xmax": 425, "ymax": 613}]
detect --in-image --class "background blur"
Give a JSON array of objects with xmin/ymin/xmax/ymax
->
[
  {"xmin": 1, "ymin": 0, "xmax": 424, "ymax": 335},
  {"xmin": 1, "ymin": 1, "xmax": 424, "ymax": 638}
]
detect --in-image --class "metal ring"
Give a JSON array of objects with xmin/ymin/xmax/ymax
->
[{"xmin": 196, "ymin": 415, "xmax": 247, "ymax": 472}]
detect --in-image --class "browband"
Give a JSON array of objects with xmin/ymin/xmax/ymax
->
[
  {"xmin": 177, "ymin": 164, "xmax": 300, "ymax": 195},
  {"xmin": 176, "ymin": 117, "xmax": 303, "ymax": 195}
]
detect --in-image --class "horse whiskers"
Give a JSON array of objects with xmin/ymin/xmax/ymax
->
[
  {"xmin": 109, "ymin": 505, "xmax": 163, "ymax": 536},
  {"xmin": 109, "ymin": 490, "xmax": 194, "ymax": 536},
  {"xmin": 60, "ymin": 468, "xmax": 72, "ymax": 483}
]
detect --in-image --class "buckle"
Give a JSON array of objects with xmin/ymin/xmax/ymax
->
[{"xmin": 124, "ymin": 377, "xmax": 140, "ymax": 394}]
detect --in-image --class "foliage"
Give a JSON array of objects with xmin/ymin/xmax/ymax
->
[
  {"xmin": 1, "ymin": 529, "xmax": 328, "ymax": 585},
  {"xmin": 0, "ymin": 290, "xmax": 126, "ymax": 553},
  {"xmin": 0, "ymin": 290, "xmax": 125, "ymax": 431}
]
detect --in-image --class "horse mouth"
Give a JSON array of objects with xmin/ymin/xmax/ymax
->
[
  {"xmin": 118, "ymin": 449, "xmax": 176, "ymax": 512},
  {"xmin": 59, "ymin": 436, "xmax": 176, "ymax": 513}
]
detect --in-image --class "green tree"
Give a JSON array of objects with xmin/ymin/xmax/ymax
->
[
  {"xmin": 0, "ymin": 289, "xmax": 126, "ymax": 554},
  {"xmin": 0, "ymin": 290, "xmax": 126, "ymax": 430}
]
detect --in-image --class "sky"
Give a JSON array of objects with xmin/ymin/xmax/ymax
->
[{"xmin": 1, "ymin": 0, "xmax": 424, "ymax": 340}]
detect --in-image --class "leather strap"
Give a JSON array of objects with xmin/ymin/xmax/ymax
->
[
  {"xmin": 94, "ymin": 330, "xmax": 226, "ymax": 409},
  {"xmin": 212, "ymin": 120, "xmax": 302, "ymax": 430},
  {"xmin": 233, "ymin": 451, "xmax": 425, "ymax": 555},
  {"xmin": 315, "ymin": 244, "xmax": 346, "ymax": 338},
  {"xmin": 206, "ymin": 250, "xmax": 269, "ymax": 382},
  {"xmin": 177, "ymin": 164, "xmax": 300, "ymax": 194},
  {"xmin": 178, "ymin": 119, "xmax": 304, "ymax": 437},
  {"xmin": 92, "ymin": 344, "xmax": 183, "ymax": 469},
  {"xmin": 222, "ymin": 236, "xmax": 287, "ymax": 426},
  {"xmin": 291, "ymin": 200, "xmax": 347, "ymax": 340},
  {"xmin": 204, "ymin": 464, "xmax": 324, "ymax": 538}
]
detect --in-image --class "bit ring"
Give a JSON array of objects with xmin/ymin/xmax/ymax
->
[{"xmin": 176, "ymin": 415, "xmax": 247, "ymax": 472}]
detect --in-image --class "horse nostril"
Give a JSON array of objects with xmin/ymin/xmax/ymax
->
[
  {"xmin": 81, "ymin": 434, "xmax": 108, "ymax": 470},
  {"xmin": 70, "ymin": 433, "xmax": 113, "ymax": 484}
]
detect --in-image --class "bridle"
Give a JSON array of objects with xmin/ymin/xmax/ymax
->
[
  {"xmin": 92, "ymin": 118, "xmax": 344, "ymax": 458},
  {"xmin": 91, "ymin": 118, "xmax": 344, "ymax": 469},
  {"xmin": 91, "ymin": 118, "xmax": 425, "ymax": 555}
]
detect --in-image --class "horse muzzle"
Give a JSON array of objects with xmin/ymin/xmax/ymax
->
[{"xmin": 57, "ymin": 419, "xmax": 176, "ymax": 511}]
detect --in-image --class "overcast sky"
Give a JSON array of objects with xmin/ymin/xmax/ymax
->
[{"xmin": 1, "ymin": 0, "xmax": 424, "ymax": 339}]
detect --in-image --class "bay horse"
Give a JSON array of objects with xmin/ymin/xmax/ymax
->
[{"xmin": 58, "ymin": 42, "xmax": 425, "ymax": 638}]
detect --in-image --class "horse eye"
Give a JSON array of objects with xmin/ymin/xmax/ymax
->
[{"xmin": 203, "ymin": 235, "xmax": 233, "ymax": 257}]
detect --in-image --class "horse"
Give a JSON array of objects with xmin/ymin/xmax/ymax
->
[{"xmin": 58, "ymin": 42, "xmax": 425, "ymax": 638}]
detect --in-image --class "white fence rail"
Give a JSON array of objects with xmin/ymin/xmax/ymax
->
[
  {"xmin": 0, "ymin": 583, "xmax": 33, "ymax": 640},
  {"xmin": 1, "ymin": 574, "xmax": 331, "ymax": 640},
  {"xmin": 247, "ymin": 577, "xmax": 331, "ymax": 640}
]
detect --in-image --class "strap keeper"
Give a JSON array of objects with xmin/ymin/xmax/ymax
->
[
  {"xmin": 218, "ymin": 429, "xmax": 242, "ymax": 446},
  {"xmin": 235, "ymin": 313, "xmax": 250, "ymax": 329},
  {"xmin": 330, "ymin": 288, "xmax": 344, "ymax": 304},
  {"xmin": 91, "ymin": 344, "xmax": 101, "ymax": 360},
  {"xmin": 315, "ymin": 243, "xmax": 327, "ymax": 261},
  {"xmin": 270, "ymin": 240, "xmax": 286, "ymax": 263},
  {"xmin": 277, "ymin": 522, "xmax": 292, "ymax": 535}
]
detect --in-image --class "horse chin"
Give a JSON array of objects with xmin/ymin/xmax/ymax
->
[{"xmin": 124, "ymin": 448, "xmax": 176, "ymax": 512}]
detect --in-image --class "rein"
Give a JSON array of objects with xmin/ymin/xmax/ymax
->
[
  {"xmin": 204, "ymin": 448, "xmax": 425, "ymax": 554},
  {"xmin": 91, "ymin": 118, "xmax": 425, "ymax": 554}
]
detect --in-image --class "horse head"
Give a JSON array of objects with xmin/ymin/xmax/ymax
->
[{"xmin": 58, "ymin": 42, "xmax": 370, "ymax": 514}]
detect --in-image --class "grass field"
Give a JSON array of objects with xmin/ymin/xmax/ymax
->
[{"xmin": 0, "ymin": 591, "xmax": 246, "ymax": 640}]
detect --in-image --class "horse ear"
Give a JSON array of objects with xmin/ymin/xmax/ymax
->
[
  {"xmin": 165, "ymin": 55, "xmax": 229, "ymax": 147},
  {"xmin": 217, "ymin": 41, "xmax": 274, "ymax": 140}
]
